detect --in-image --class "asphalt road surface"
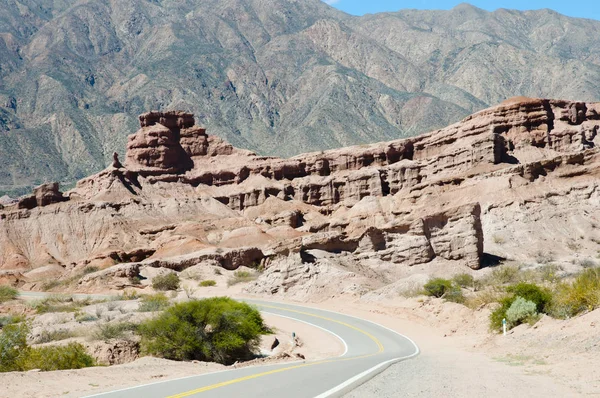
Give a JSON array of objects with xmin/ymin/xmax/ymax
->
[{"xmin": 19, "ymin": 292, "xmax": 419, "ymax": 398}]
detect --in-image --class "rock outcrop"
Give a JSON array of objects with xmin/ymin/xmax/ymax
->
[
  {"xmin": 17, "ymin": 183, "xmax": 68, "ymax": 210},
  {"xmin": 1, "ymin": 99, "xmax": 599, "ymax": 294}
]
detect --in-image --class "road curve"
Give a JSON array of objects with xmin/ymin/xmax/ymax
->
[{"xmin": 81, "ymin": 299, "xmax": 419, "ymax": 398}]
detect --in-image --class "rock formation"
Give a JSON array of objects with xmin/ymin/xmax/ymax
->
[
  {"xmin": 17, "ymin": 183, "xmax": 68, "ymax": 210},
  {"xmin": 0, "ymin": 99, "xmax": 599, "ymax": 297}
]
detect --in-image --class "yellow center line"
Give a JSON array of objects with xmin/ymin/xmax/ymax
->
[{"xmin": 166, "ymin": 304, "xmax": 385, "ymax": 398}]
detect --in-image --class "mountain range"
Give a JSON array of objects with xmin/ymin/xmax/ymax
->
[{"xmin": 1, "ymin": 0, "xmax": 600, "ymax": 195}]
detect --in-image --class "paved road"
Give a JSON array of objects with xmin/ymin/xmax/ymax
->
[{"xmin": 18, "ymin": 292, "xmax": 419, "ymax": 398}]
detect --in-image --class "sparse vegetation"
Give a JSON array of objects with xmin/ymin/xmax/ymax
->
[
  {"xmin": 93, "ymin": 322, "xmax": 137, "ymax": 340},
  {"xmin": 36, "ymin": 329, "xmax": 76, "ymax": 344},
  {"xmin": 489, "ymin": 282, "xmax": 551, "ymax": 331},
  {"xmin": 505, "ymin": 297, "xmax": 538, "ymax": 327},
  {"xmin": 75, "ymin": 312, "xmax": 97, "ymax": 323},
  {"xmin": 138, "ymin": 293, "xmax": 170, "ymax": 312},
  {"xmin": 423, "ymin": 278, "xmax": 464, "ymax": 303},
  {"xmin": 138, "ymin": 297, "xmax": 270, "ymax": 365},
  {"xmin": 82, "ymin": 266, "xmax": 100, "ymax": 275},
  {"xmin": 0, "ymin": 324, "xmax": 94, "ymax": 372},
  {"xmin": 199, "ymin": 280, "xmax": 217, "ymax": 287},
  {"xmin": 30, "ymin": 295, "xmax": 89, "ymax": 314},
  {"xmin": 549, "ymin": 267, "xmax": 600, "ymax": 319},
  {"xmin": 21, "ymin": 343, "xmax": 95, "ymax": 371},
  {"xmin": 227, "ymin": 270, "xmax": 258, "ymax": 286},
  {"xmin": 121, "ymin": 290, "xmax": 140, "ymax": 300},
  {"xmin": 0, "ymin": 286, "xmax": 18, "ymax": 303},
  {"xmin": 152, "ymin": 273, "xmax": 180, "ymax": 291},
  {"xmin": 452, "ymin": 273, "xmax": 476, "ymax": 289}
]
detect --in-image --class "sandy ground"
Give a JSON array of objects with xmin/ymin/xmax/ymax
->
[{"xmin": 0, "ymin": 310, "xmax": 343, "ymax": 398}]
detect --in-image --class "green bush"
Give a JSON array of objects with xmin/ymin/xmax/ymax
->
[
  {"xmin": 0, "ymin": 324, "xmax": 95, "ymax": 372},
  {"xmin": 23, "ymin": 343, "xmax": 95, "ymax": 371},
  {"xmin": 549, "ymin": 267, "xmax": 600, "ymax": 318},
  {"xmin": 423, "ymin": 278, "xmax": 453, "ymax": 298},
  {"xmin": 505, "ymin": 297, "xmax": 537, "ymax": 327},
  {"xmin": 490, "ymin": 296, "xmax": 515, "ymax": 332},
  {"xmin": 199, "ymin": 280, "xmax": 217, "ymax": 287},
  {"xmin": 138, "ymin": 293, "xmax": 170, "ymax": 312},
  {"xmin": 506, "ymin": 282, "xmax": 551, "ymax": 313},
  {"xmin": 0, "ymin": 286, "xmax": 18, "ymax": 303},
  {"xmin": 423, "ymin": 278, "xmax": 464, "ymax": 303},
  {"xmin": 139, "ymin": 297, "xmax": 271, "ymax": 365},
  {"xmin": 152, "ymin": 273, "xmax": 180, "ymax": 291},
  {"xmin": 0, "ymin": 323, "xmax": 29, "ymax": 372}
]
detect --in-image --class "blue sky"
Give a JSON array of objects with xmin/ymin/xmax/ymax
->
[{"xmin": 322, "ymin": 1, "xmax": 600, "ymax": 21}]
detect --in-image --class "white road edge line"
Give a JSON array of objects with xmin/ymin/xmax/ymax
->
[
  {"xmin": 250, "ymin": 299, "xmax": 421, "ymax": 398},
  {"xmin": 83, "ymin": 310, "xmax": 347, "ymax": 398},
  {"xmin": 261, "ymin": 311, "xmax": 349, "ymax": 357}
]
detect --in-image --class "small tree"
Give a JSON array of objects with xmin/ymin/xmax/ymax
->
[{"xmin": 139, "ymin": 297, "xmax": 270, "ymax": 365}]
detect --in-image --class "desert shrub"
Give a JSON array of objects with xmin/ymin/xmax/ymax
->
[
  {"xmin": 549, "ymin": 267, "xmax": 600, "ymax": 318},
  {"xmin": 0, "ymin": 323, "xmax": 29, "ymax": 372},
  {"xmin": 152, "ymin": 273, "xmax": 180, "ymax": 291},
  {"xmin": 423, "ymin": 278, "xmax": 464, "ymax": 303},
  {"xmin": 489, "ymin": 296, "xmax": 515, "ymax": 332},
  {"xmin": 227, "ymin": 270, "xmax": 258, "ymax": 287},
  {"xmin": 93, "ymin": 322, "xmax": 137, "ymax": 340},
  {"xmin": 36, "ymin": 329, "xmax": 76, "ymax": 344},
  {"xmin": 452, "ymin": 273, "xmax": 475, "ymax": 289},
  {"xmin": 121, "ymin": 290, "xmax": 140, "ymax": 300},
  {"xmin": 128, "ymin": 276, "xmax": 142, "ymax": 285},
  {"xmin": 538, "ymin": 264, "xmax": 562, "ymax": 283},
  {"xmin": 0, "ymin": 286, "xmax": 18, "ymax": 303},
  {"xmin": 506, "ymin": 282, "xmax": 551, "ymax": 314},
  {"xmin": 22, "ymin": 343, "xmax": 95, "ymax": 371},
  {"xmin": 138, "ymin": 293, "xmax": 170, "ymax": 312},
  {"xmin": 486, "ymin": 265, "xmax": 521, "ymax": 285},
  {"xmin": 199, "ymin": 280, "xmax": 217, "ymax": 287},
  {"xmin": 423, "ymin": 278, "xmax": 453, "ymax": 298},
  {"xmin": 31, "ymin": 295, "xmax": 83, "ymax": 314},
  {"xmin": 139, "ymin": 297, "xmax": 270, "ymax": 365},
  {"xmin": 505, "ymin": 297, "xmax": 537, "ymax": 327},
  {"xmin": 489, "ymin": 282, "xmax": 550, "ymax": 331}
]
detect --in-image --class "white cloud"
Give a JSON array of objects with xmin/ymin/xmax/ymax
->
[{"xmin": 323, "ymin": 0, "xmax": 341, "ymax": 5}]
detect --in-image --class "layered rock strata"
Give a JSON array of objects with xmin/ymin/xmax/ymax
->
[{"xmin": 0, "ymin": 98, "xmax": 599, "ymax": 293}]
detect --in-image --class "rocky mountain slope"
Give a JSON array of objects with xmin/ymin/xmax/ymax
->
[
  {"xmin": 0, "ymin": 97, "xmax": 598, "ymax": 298},
  {"xmin": 1, "ymin": 1, "xmax": 600, "ymax": 194}
]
